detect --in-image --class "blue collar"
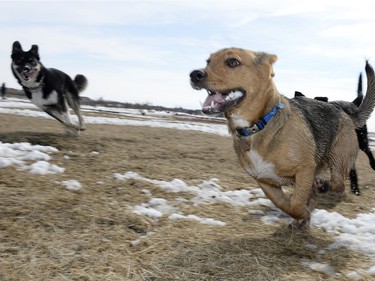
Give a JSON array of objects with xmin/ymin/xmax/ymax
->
[{"xmin": 236, "ymin": 103, "xmax": 284, "ymax": 137}]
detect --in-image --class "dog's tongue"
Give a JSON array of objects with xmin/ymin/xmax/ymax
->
[
  {"xmin": 22, "ymin": 70, "xmax": 33, "ymax": 79},
  {"xmin": 203, "ymin": 92, "xmax": 224, "ymax": 108}
]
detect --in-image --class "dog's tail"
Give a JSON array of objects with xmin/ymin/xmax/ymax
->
[
  {"xmin": 74, "ymin": 74, "xmax": 88, "ymax": 93},
  {"xmin": 351, "ymin": 61, "xmax": 375, "ymax": 128}
]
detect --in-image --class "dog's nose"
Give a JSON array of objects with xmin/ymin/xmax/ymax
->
[
  {"xmin": 23, "ymin": 65, "xmax": 31, "ymax": 72},
  {"xmin": 190, "ymin": 70, "xmax": 207, "ymax": 83}
]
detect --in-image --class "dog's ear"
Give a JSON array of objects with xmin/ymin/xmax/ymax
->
[
  {"xmin": 30, "ymin": 44, "xmax": 40, "ymax": 60},
  {"xmin": 12, "ymin": 41, "xmax": 23, "ymax": 55},
  {"xmin": 255, "ymin": 52, "xmax": 278, "ymax": 64},
  {"xmin": 255, "ymin": 52, "xmax": 278, "ymax": 77},
  {"xmin": 352, "ymin": 96, "xmax": 363, "ymax": 107}
]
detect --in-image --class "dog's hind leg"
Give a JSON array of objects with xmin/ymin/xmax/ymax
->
[
  {"xmin": 365, "ymin": 149, "xmax": 375, "ymax": 170},
  {"xmin": 73, "ymin": 105, "xmax": 85, "ymax": 131},
  {"xmin": 67, "ymin": 92, "xmax": 86, "ymax": 131},
  {"xmin": 328, "ymin": 176, "xmax": 346, "ymax": 193},
  {"xmin": 357, "ymin": 125, "xmax": 375, "ymax": 170},
  {"xmin": 327, "ymin": 155, "xmax": 351, "ymax": 193},
  {"xmin": 327, "ymin": 122, "xmax": 358, "ymax": 193},
  {"xmin": 349, "ymin": 168, "xmax": 360, "ymax": 195},
  {"xmin": 60, "ymin": 99, "xmax": 81, "ymax": 136}
]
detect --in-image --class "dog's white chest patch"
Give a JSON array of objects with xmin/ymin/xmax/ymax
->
[
  {"xmin": 31, "ymin": 90, "xmax": 58, "ymax": 109},
  {"xmin": 245, "ymin": 149, "xmax": 289, "ymax": 185},
  {"xmin": 230, "ymin": 114, "xmax": 250, "ymax": 128}
]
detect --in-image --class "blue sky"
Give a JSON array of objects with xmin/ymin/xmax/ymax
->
[{"xmin": 2, "ymin": 0, "xmax": 375, "ymax": 129}]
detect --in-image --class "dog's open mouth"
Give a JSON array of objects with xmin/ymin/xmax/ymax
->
[
  {"xmin": 202, "ymin": 90, "xmax": 245, "ymax": 114},
  {"xmin": 21, "ymin": 69, "xmax": 34, "ymax": 81}
]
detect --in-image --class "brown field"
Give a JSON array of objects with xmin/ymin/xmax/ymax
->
[{"xmin": 1, "ymin": 110, "xmax": 375, "ymax": 281}]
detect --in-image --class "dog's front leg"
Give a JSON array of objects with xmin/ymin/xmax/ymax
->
[
  {"xmin": 289, "ymin": 170, "xmax": 317, "ymax": 229},
  {"xmin": 258, "ymin": 171, "xmax": 316, "ymax": 229},
  {"xmin": 258, "ymin": 182, "xmax": 291, "ymax": 212},
  {"xmin": 258, "ymin": 182, "xmax": 310, "ymax": 230},
  {"xmin": 44, "ymin": 107, "xmax": 80, "ymax": 131}
]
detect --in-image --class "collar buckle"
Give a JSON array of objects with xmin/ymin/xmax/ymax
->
[{"xmin": 236, "ymin": 124, "xmax": 260, "ymax": 137}]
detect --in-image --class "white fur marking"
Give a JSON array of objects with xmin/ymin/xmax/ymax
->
[
  {"xmin": 230, "ymin": 113, "xmax": 250, "ymax": 128},
  {"xmin": 12, "ymin": 63, "xmax": 42, "ymax": 89},
  {"xmin": 246, "ymin": 149, "xmax": 290, "ymax": 185},
  {"xmin": 31, "ymin": 90, "xmax": 58, "ymax": 109}
]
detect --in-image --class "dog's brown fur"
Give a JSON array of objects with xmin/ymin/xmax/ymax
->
[{"xmin": 190, "ymin": 48, "xmax": 375, "ymax": 228}]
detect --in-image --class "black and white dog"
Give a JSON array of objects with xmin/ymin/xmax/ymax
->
[
  {"xmin": 295, "ymin": 73, "xmax": 375, "ymax": 195},
  {"xmin": 11, "ymin": 41, "xmax": 88, "ymax": 135}
]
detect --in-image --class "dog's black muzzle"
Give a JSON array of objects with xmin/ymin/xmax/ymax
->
[
  {"xmin": 190, "ymin": 69, "xmax": 207, "ymax": 84},
  {"xmin": 22, "ymin": 64, "xmax": 32, "ymax": 73},
  {"xmin": 19, "ymin": 64, "xmax": 34, "ymax": 80}
]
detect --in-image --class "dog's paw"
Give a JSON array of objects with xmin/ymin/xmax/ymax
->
[
  {"xmin": 351, "ymin": 185, "xmax": 361, "ymax": 196},
  {"xmin": 65, "ymin": 123, "xmax": 81, "ymax": 130},
  {"xmin": 312, "ymin": 177, "xmax": 329, "ymax": 193},
  {"xmin": 288, "ymin": 219, "xmax": 310, "ymax": 231},
  {"xmin": 65, "ymin": 128, "xmax": 80, "ymax": 136},
  {"xmin": 329, "ymin": 180, "xmax": 346, "ymax": 193}
]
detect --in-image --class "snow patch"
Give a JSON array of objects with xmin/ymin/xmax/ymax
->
[{"xmin": 61, "ymin": 180, "xmax": 82, "ymax": 191}]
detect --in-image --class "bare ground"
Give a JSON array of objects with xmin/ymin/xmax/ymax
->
[{"xmin": 1, "ymin": 111, "xmax": 375, "ymax": 280}]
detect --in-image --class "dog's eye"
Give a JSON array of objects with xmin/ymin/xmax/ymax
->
[
  {"xmin": 226, "ymin": 58, "xmax": 240, "ymax": 68},
  {"xmin": 28, "ymin": 59, "xmax": 36, "ymax": 66},
  {"xmin": 15, "ymin": 57, "xmax": 24, "ymax": 64}
]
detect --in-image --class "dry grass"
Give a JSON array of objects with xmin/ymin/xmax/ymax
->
[{"xmin": 0, "ymin": 112, "xmax": 375, "ymax": 280}]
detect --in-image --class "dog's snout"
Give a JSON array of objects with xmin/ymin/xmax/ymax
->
[
  {"xmin": 23, "ymin": 65, "xmax": 31, "ymax": 72},
  {"xmin": 190, "ymin": 70, "xmax": 207, "ymax": 83}
]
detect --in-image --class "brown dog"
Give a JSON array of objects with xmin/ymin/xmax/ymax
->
[{"xmin": 190, "ymin": 48, "xmax": 375, "ymax": 229}]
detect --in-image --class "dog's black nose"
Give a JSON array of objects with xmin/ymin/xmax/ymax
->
[
  {"xmin": 23, "ymin": 65, "xmax": 31, "ymax": 72},
  {"xmin": 190, "ymin": 70, "xmax": 207, "ymax": 83}
]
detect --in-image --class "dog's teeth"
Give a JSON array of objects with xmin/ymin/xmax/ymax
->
[
  {"xmin": 211, "ymin": 101, "xmax": 215, "ymax": 107},
  {"xmin": 231, "ymin": 91, "xmax": 243, "ymax": 99}
]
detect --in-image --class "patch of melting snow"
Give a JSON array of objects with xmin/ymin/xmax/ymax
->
[
  {"xmin": 116, "ymin": 171, "xmax": 375, "ymax": 274},
  {"xmin": 60, "ymin": 180, "xmax": 82, "ymax": 191},
  {"xmin": 115, "ymin": 171, "xmax": 284, "ymax": 227},
  {"xmin": 301, "ymin": 260, "xmax": 336, "ymax": 276},
  {"xmin": 0, "ymin": 141, "xmax": 63, "ymax": 174}
]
